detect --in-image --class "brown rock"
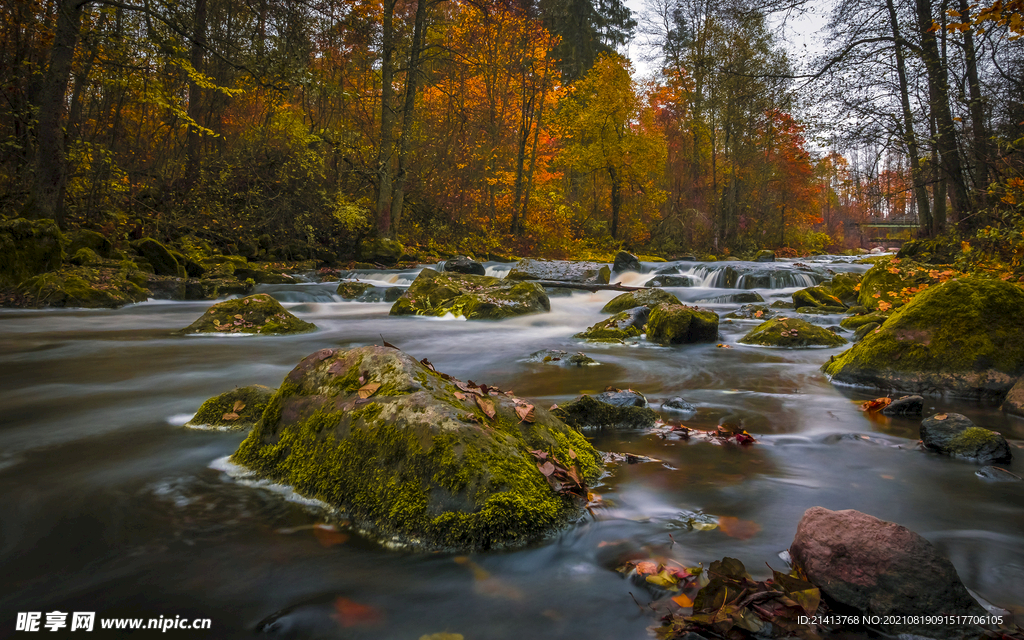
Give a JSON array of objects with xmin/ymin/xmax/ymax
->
[
  {"xmin": 790, "ymin": 507, "xmax": 986, "ymax": 640},
  {"xmin": 1001, "ymin": 378, "xmax": 1024, "ymax": 417}
]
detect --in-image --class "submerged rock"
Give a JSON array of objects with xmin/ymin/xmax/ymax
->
[
  {"xmin": 881, "ymin": 394, "xmax": 923, "ymax": 416},
  {"xmin": 528, "ymin": 350, "xmax": 597, "ymax": 366},
  {"xmin": 739, "ymin": 317, "xmax": 845, "ymax": 348},
  {"xmin": 790, "ymin": 507, "xmax": 987, "ymax": 640},
  {"xmin": 662, "ymin": 397, "xmax": 696, "ymax": 413},
  {"xmin": 824, "ymin": 278, "xmax": 1024, "ymax": 399},
  {"xmin": 390, "ymin": 268, "xmax": 549, "ymax": 320},
  {"xmin": 645, "ymin": 303, "xmax": 719, "ymax": 345},
  {"xmin": 442, "ymin": 256, "xmax": 486, "ymax": 276},
  {"xmin": 231, "ymin": 346, "xmax": 602, "ymax": 550},
  {"xmin": 180, "ymin": 294, "xmax": 316, "ymax": 335},
  {"xmin": 553, "ymin": 392, "xmax": 657, "ymax": 430},
  {"xmin": 506, "ymin": 258, "xmax": 610, "ymax": 285},
  {"xmin": 976, "ymin": 466, "xmax": 1022, "ymax": 481},
  {"xmin": 612, "ymin": 251, "xmax": 642, "ymax": 273},
  {"xmin": 576, "ymin": 307, "xmax": 649, "ymax": 341},
  {"xmin": 601, "ymin": 288, "xmax": 680, "ymax": 313},
  {"xmin": 920, "ymin": 413, "xmax": 1011, "ymax": 463},
  {"xmin": 723, "ymin": 304, "xmax": 774, "ymax": 320},
  {"xmin": 0, "ymin": 218, "xmax": 64, "ymax": 287},
  {"xmin": 186, "ymin": 385, "xmax": 275, "ymax": 430},
  {"xmin": 337, "ymin": 281, "xmax": 375, "ymax": 299}
]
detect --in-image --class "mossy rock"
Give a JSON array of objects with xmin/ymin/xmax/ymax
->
[
  {"xmin": 131, "ymin": 237, "xmax": 180, "ymax": 277},
  {"xmin": 506, "ymin": 258, "xmax": 611, "ymax": 285},
  {"xmin": 697, "ymin": 291, "xmax": 765, "ymax": 304},
  {"xmin": 897, "ymin": 238, "xmax": 958, "ymax": 265},
  {"xmin": 824, "ymin": 278, "xmax": 1024, "ymax": 398},
  {"xmin": 724, "ymin": 304, "xmax": 775, "ymax": 320},
  {"xmin": 920, "ymin": 413, "xmax": 1011, "ymax": 463},
  {"xmin": 601, "ymin": 288, "xmax": 680, "ymax": 313},
  {"xmin": 753, "ymin": 249, "xmax": 775, "ymax": 262},
  {"xmin": 553, "ymin": 392, "xmax": 657, "ymax": 430},
  {"xmin": 67, "ymin": 229, "xmax": 114, "ymax": 259},
  {"xmin": 337, "ymin": 281, "xmax": 375, "ymax": 299},
  {"xmin": 180, "ymin": 294, "xmax": 316, "ymax": 335},
  {"xmin": 829, "ymin": 272, "xmax": 862, "ymax": 303},
  {"xmin": 234, "ymin": 267, "xmax": 296, "ymax": 285},
  {"xmin": 857, "ymin": 258, "xmax": 947, "ymax": 311},
  {"xmin": 645, "ymin": 274, "xmax": 694, "ymax": 287},
  {"xmin": 1001, "ymin": 379, "xmax": 1024, "ymax": 417},
  {"xmin": 0, "ymin": 218, "xmax": 65, "ymax": 287},
  {"xmin": 793, "ymin": 286, "xmax": 845, "ymax": 309},
  {"xmin": 186, "ymin": 385, "xmax": 275, "ymax": 430},
  {"xmin": 840, "ymin": 310, "xmax": 890, "ymax": 331},
  {"xmin": 231, "ymin": 345, "xmax": 602, "ymax": 551},
  {"xmin": 740, "ymin": 317, "xmax": 846, "ymax": 348},
  {"xmin": 612, "ymin": 251, "xmax": 641, "ymax": 273},
  {"xmin": 358, "ymin": 237, "xmax": 404, "ymax": 265},
  {"xmin": 770, "ymin": 300, "xmax": 795, "ymax": 310},
  {"xmin": 853, "ymin": 322, "xmax": 881, "ymax": 342},
  {"xmin": 69, "ymin": 247, "xmax": 102, "ymax": 266},
  {"xmin": 389, "ymin": 268, "xmax": 549, "ymax": 320},
  {"xmin": 796, "ymin": 305, "xmax": 847, "ymax": 315},
  {"xmin": 17, "ymin": 265, "xmax": 149, "ymax": 308},
  {"xmin": 645, "ymin": 303, "xmax": 719, "ymax": 345},
  {"xmin": 529, "ymin": 350, "xmax": 597, "ymax": 366},
  {"xmin": 575, "ymin": 307, "xmax": 648, "ymax": 341}
]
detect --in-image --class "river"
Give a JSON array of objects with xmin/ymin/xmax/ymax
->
[{"xmin": 1, "ymin": 257, "xmax": 1021, "ymax": 639}]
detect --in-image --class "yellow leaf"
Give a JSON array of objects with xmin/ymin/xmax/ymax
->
[
  {"xmin": 671, "ymin": 593, "xmax": 694, "ymax": 607},
  {"xmin": 358, "ymin": 382, "xmax": 381, "ymax": 399}
]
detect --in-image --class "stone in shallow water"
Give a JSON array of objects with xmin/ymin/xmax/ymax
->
[
  {"xmin": 231, "ymin": 345, "xmax": 602, "ymax": 551},
  {"xmin": 441, "ymin": 256, "xmax": 486, "ymax": 276},
  {"xmin": 644, "ymin": 274, "xmax": 693, "ymax": 287},
  {"xmin": 506, "ymin": 258, "xmax": 610, "ymax": 284},
  {"xmin": 645, "ymin": 303, "xmax": 719, "ymax": 345},
  {"xmin": 179, "ymin": 294, "xmax": 316, "ymax": 335},
  {"xmin": 920, "ymin": 413, "xmax": 1011, "ymax": 463},
  {"xmin": 739, "ymin": 317, "xmax": 845, "ymax": 348},
  {"xmin": 790, "ymin": 507, "xmax": 987, "ymax": 640},
  {"xmin": 881, "ymin": 394, "xmax": 923, "ymax": 416},
  {"xmin": 575, "ymin": 307, "xmax": 650, "ymax": 341},
  {"xmin": 612, "ymin": 250, "xmax": 642, "ymax": 273},
  {"xmin": 662, "ymin": 397, "xmax": 696, "ymax": 413},
  {"xmin": 389, "ymin": 268, "xmax": 549, "ymax": 320},
  {"xmin": 187, "ymin": 385, "xmax": 275, "ymax": 430},
  {"xmin": 601, "ymin": 288, "xmax": 680, "ymax": 313},
  {"xmin": 553, "ymin": 393, "xmax": 657, "ymax": 430}
]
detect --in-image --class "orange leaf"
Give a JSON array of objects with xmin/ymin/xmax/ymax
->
[
  {"xmin": 312, "ymin": 524, "xmax": 349, "ymax": 548},
  {"xmin": 358, "ymin": 382, "xmax": 381, "ymax": 399},
  {"xmin": 332, "ymin": 597, "xmax": 382, "ymax": 628},
  {"xmin": 634, "ymin": 561, "xmax": 659, "ymax": 575},
  {"xmin": 934, "ymin": 413, "xmax": 948, "ymax": 420},
  {"xmin": 860, "ymin": 397, "xmax": 892, "ymax": 412},
  {"xmin": 718, "ymin": 516, "xmax": 761, "ymax": 540},
  {"xmin": 454, "ymin": 391, "xmax": 467, "ymax": 401},
  {"xmin": 515, "ymin": 403, "xmax": 535, "ymax": 423},
  {"xmin": 671, "ymin": 593, "xmax": 694, "ymax": 607},
  {"xmin": 222, "ymin": 412, "xmax": 240, "ymax": 421},
  {"xmin": 232, "ymin": 400, "xmax": 245, "ymax": 412},
  {"xmin": 475, "ymin": 396, "xmax": 496, "ymax": 419}
]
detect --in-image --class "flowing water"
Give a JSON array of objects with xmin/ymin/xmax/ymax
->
[{"xmin": 1, "ymin": 258, "xmax": 1022, "ymax": 639}]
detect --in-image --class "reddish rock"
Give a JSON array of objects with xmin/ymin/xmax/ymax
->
[{"xmin": 790, "ymin": 507, "xmax": 986, "ymax": 640}]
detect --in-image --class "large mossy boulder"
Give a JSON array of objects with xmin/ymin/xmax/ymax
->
[
  {"xmin": 645, "ymin": 303, "xmax": 718, "ymax": 345},
  {"xmin": 1003, "ymin": 379, "xmax": 1024, "ymax": 417},
  {"xmin": 180, "ymin": 293, "xmax": 316, "ymax": 335},
  {"xmin": 67, "ymin": 229, "xmax": 115, "ymax": 259},
  {"xmin": 856, "ymin": 257, "xmax": 948, "ymax": 311},
  {"xmin": 357, "ymin": 237, "xmax": 404, "ymax": 265},
  {"xmin": 131, "ymin": 237, "xmax": 181, "ymax": 277},
  {"xmin": 824, "ymin": 278, "xmax": 1024, "ymax": 398},
  {"xmin": 793, "ymin": 285, "xmax": 845, "ymax": 310},
  {"xmin": 601, "ymin": 288, "xmax": 680, "ymax": 313},
  {"xmin": 740, "ymin": 317, "xmax": 846, "ymax": 348},
  {"xmin": 231, "ymin": 346, "xmax": 602, "ymax": 550},
  {"xmin": 506, "ymin": 258, "xmax": 610, "ymax": 285},
  {"xmin": 0, "ymin": 218, "xmax": 64, "ymax": 287},
  {"xmin": 920, "ymin": 413, "xmax": 1012, "ymax": 463},
  {"xmin": 17, "ymin": 265, "xmax": 149, "ymax": 308},
  {"xmin": 389, "ymin": 268, "xmax": 549, "ymax": 320},
  {"xmin": 186, "ymin": 385, "xmax": 275, "ymax": 430},
  {"xmin": 828, "ymin": 272, "xmax": 862, "ymax": 303},
  {"xmin": 645, "ymin": 274, "xmax": 694, "ymax": 287},
  {"xmin": 753, "ymin": 249, "xmax": 775, "ymax": 262},
  {"xmin": 553, "ymin": 391, "xmax": 657, "ymax": 430},
  {"xmin": 575, "ymin": 307, "xmax": 650, "ymax": 341},
  {"xmin": 337, "ymin": 281, "xmax": 374, "ymax": 299}
]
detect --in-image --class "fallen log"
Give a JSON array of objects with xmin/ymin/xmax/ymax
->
[{"xmin": 529, "ymin": 280, "xmax": 646, "ymax": 292}]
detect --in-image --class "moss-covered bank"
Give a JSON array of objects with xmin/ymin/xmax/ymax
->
[{"xmin": 231, "ymin": 346, "xmax": 602, "ymax": 550}]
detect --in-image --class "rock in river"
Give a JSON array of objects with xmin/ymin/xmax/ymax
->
[
  {"xmin": 823, "ymin": 278, "xmax": 1024, "ymax": 399},
  {"xmin": 442, "ymin": 256, "xmax": 486, "ymax": 276},
  {"xmin": 612, "ymin": 250, "xmax": 642, "ymax": 273},
  {"xmin": 231, "ymin": 346, "xmax": 602, "ymax": 550},
  {"xmin": 645, "ymin": 303, "xmax": 719, "ymax": 345},
  {"xmin": 920, "ymin": 413, "xmax": 1012, "ymax": 463},
  {"xmin": 576, "ymin": 306, "xmax": 650, "ymax": 341},
  {"xmin": 389, "ymin": 268, "xmax": 549, "ymax": 320},
  {"xmin": 0, "ymin": 218, "xmax": 64, "ymax": 287},
  {"xmin": 881, "ymin": 394, "xmax": 923, "ymax": 416},
  {"xmin": 180, "ymin": 294, "xmax": 316, "ymax": 335},
  {"xmin": 186, "ymin": 385, "xmax": 275, "ymax": 430},
  {"xmin": 553, "ymin": 391, "xmax": 657, "ymax": 430},
  {"xmin": 506, "ymin": 258, "xmax": 610, "ymax": 284},
  {"xmin": 601, "ymin": 287, "xmax": 680, "ymax": 313},
  {"xmin": 790, "ymin": 507, "xmax": 988, "ymax": 640},
  {"xmin": 739, "ymin": 317, "xmax": 845, "ymax": 348}
]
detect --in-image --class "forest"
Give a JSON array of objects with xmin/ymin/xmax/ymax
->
[{"xmin": 2, "ymin": 0, "xmax": 1022, "ymax": 265}]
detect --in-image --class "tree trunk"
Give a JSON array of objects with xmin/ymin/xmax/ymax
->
[
  {"xmin": 186, "ymin": 0, "xmax": 208, "ymax": 185},
  {"xmin": 518, "ymin": 50, "xmax": 552, "ymax": 234},
  {"xmin": 25, "ymin": 0, "xmax": 89, "ymax": 227},
  {"xmin": 929, "ymin": 111, "xmax": 947, "ymax": 234},
  {"xmin": 375, "ymin": 0, "xmax": 398, "ymax": 237},
  {"xmin": 608, "ymin": 165, "xmax": 621, "ymax": 239},
  {"xmin": 390, "ymin": 0, "xmax": 428, "ymax": 235},
  {"xmin": 958, "ymin": 0, "xmax": 990, "ymax": 202},
  {"xmin": 886, "ymin": 0, "xmax": 932, "ymax": 235},
  {"xmin": 915, "ymin": 0, "xmax": 970, "ymax": 225}
]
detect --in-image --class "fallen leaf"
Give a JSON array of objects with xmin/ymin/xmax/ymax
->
[
  {"xmin": 212, "ymin": 319, "xmax": 220, "ymax": 326},
  {"xmin": 222, "ymin": 412, "xmax": 240, "ymax": 421},
  {"xmin": 672, "ymin": 593, "xmax": 695, "ymax": 607},
  {"xmin": 475, "ymin": 396, "xmax": 496, "ymax": 419},
  {"xmin": 716, "ymin": 343, "xmax": 732, "ymax": 349},
  {"xmin": 358, "ymin": 382, "xmax": 381, "ymax": 399},
  {"xmin": 232, "ymin": 400, "xmax": 245, "ymax": 412},
  {"xmin": 880, "ymin": 474, "xmax": 895, "ymax": 480},
  {"xmin": 454, "ymin": 391, "xmax": 467, "ymax": 401},
  {"xmin": 717, "ymin": 516, "xmax": 761, "ymax": 540},
  {"xmin": 234, "ymin": 314, "xmax": 244, "ymax": 320},
  {"xmin": 934, "ymin": 413, "xmax": 948, "ymax": 420},
  {"xmin": 538, "ymin": 461, "xmax": 555, "ymax": 476},
  {"xmin": 380, "ymin": 334, "xmax": 397, "ymax": 348},
  {"xmin": 860, "ymin": 397, "xmax": 892, "ymax": 412},
  {"xmin": 515, "ymin": 403, "xmax": 535, "ymax": 423},
  {"xmin": 332, "ymin": 597, "xmax": 382, "ymax": 628},
  {"xmin": 313, "ymin": 524, "xmax": 349, "ymax": 547}
]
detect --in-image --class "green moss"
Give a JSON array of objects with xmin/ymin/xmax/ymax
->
[
  {"xmin": 829, "ymin": 272, "xmax": 862, "ymax": 303},
  {"xmin": 0, "ymin": 218, "xmax": 64, "ymax": 287},
  {"xmin": 646, "ymin": 303, "xmax": 719, "ymax": 344},
  {"xmin": 840, "ymin": 310, "xmax": 890, "ymax": 330},
  {"xmin": 553, "ymin": 395, "xmax": 657, "ymax": 430},
  {"xmin": 70, "ymin": 247, "xmax": 101, "ymax": 266},
  {"xmin": 601, "ymin": 288, "xmax": 680, "ymax": 313},
  {"xmin": 179, "ymin": 294, "xmax": 316, "ymax": 335},
  {"xmin": 337, "ymin": 281, "xmax": 374, "ymax": 299},
  {"xmin": 389, "ymin": 268, "xmax": 549, "ymax": 320},
  {"xmin": 857, "ymin": 257, "xmax": 945, "ymax": 310},
  {"xmin": 793, "ymin": 286, "xmax": 845, "ymax": 309},
  {"xmin": 17, "ymin": 264, "xmax": 148, "ymax": 308},
  {"xmin": 232, "ymin": 346, "xmax": 602, "ymax": 550},
  {"xmin": 948, "ymin": 427, "xmax": 1003, "ymax": 455},
  {"xmin": 575, "ymin": 311, "xmax": 644, "ymax": 341},
  {"xmin": 130, "ymin": 237, "xmax": 179, "ymax": 277},
  {"xmin": 187, "ymin": 384, "xmax": 275, "ymax": 429},
  {"xmin": 824, "ymin": 278, "xmax": 1024, "ymax": 397},
  {"xmin": 741, "ymin": 317, "xmax": 846, "ymax": 347}
]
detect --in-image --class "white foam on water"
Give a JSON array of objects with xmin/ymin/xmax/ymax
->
[
  {"xmin": 166, "ymin": 413, "xmax": 194, "ymax": 426},
  {"xmin": 209, "ymin": 456, "xmax": 332, "ymax": 510}
]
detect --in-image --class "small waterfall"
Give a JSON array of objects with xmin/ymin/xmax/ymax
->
[
  {"xmin": 735, "ymin": 271, "xmax": 819, "ymax": 289},
  {"xmin": 683, "ymin": 264, "xmax": 738, "ymax": 288}
]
